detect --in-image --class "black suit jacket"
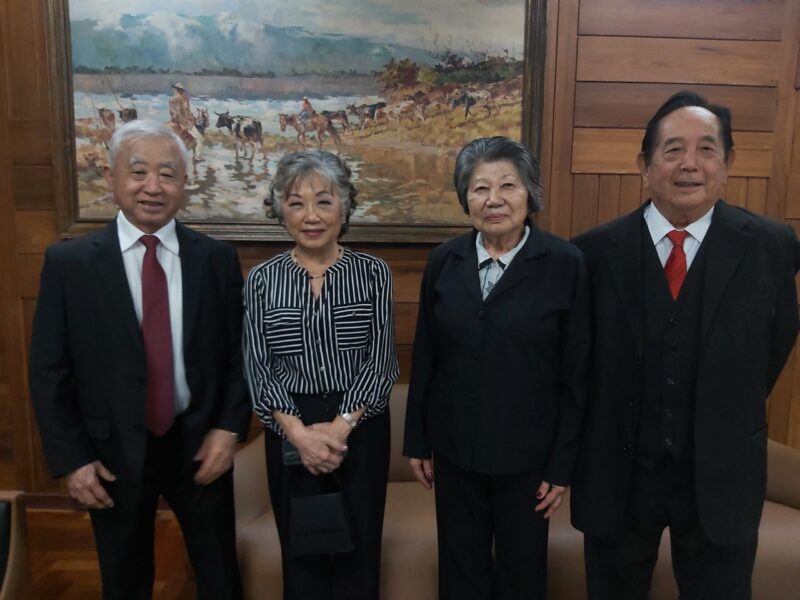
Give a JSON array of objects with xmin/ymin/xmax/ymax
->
[
  {"xmin": 570, "ymin": 200, "xmax": 800, "ymax": 545},
  {"xmin": 29, "ymin": 221, "xmax": 251, "ymax": 503},
  {"xmin": 403, "ymin": 225, "xmax": 590, "ymax": 483}
]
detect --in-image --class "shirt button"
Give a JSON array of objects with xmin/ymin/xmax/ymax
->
[
  {"xmin": 320, "ymin": 366, "xmax": 325, "ymax": 372},
  {"xmin": 315, "ymin": 339, "xmax": 322, "ymax": 345}
]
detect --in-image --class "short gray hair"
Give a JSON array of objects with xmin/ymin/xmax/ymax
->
[
  {"xmin": 265, "ymin": 150, "xmax": 358, "ymax": 236},
  {"xmin": 108, "ymin": 120, "xmax": 191, "ymax": 173},
  {"xmin": 453, "ymin": 136, "xmax": 543, "ymax": 214}
]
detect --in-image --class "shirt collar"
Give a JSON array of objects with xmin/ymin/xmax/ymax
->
[
  {"xmin": 643, "ymin": 201, "xmax": 714, "ymax": 245},
  {"xmin": 476, "ymin": 225, "xmax": 530, "ymax": 268},
  {"xmin": 116, "ymin": 211, "xmax": 180, "ymax": 256}
]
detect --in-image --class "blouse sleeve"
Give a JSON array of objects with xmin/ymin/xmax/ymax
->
[
  {"xmin": 340, "ymin": 259, "xmax": 400, "ymax": 415},
  {"xmin": 242, "ymin": 266, "xmax": 299, "ymax": 433}
]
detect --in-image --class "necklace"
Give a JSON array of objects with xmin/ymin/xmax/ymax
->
[{"xmin": 291, "ymin": 246, "xmax": 343, "ymax": 279}]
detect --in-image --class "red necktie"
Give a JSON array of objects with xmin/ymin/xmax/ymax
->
[
  {"xmin": 140, "ymin": 235, "xmax": 175, "ymax": 436},
  {"xmin": 664, "ymin": 230, "xmax": 689, "ymax": 300}
]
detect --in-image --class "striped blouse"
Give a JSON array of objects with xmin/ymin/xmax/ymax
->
[{"xmin": 243, "ymin": 247, "xmax": 400, "ymax": 433}]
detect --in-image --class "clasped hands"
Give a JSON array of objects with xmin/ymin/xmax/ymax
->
[{"xmin": 285, "ymin": 418, "xmax": 352, "ymax": 475}]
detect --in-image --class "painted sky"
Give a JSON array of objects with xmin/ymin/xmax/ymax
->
[{"xmin": 69, "ymin": 0, "xmax": 526, "ymax": 69}]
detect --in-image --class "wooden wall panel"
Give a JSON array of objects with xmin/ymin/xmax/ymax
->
[
  {"xmin": 12, "ymin": 165, "xmax": 54, "ymax": 209},
  {"xmin": 726, "ymin": 178, "xmax": 748, "ymax": 208},
  {"xmin": 2, "ymin": 0, "xmax": 50, "ymax": 119},
  {"xmin": 579, "ymin": 0, "xmax": 784, "ymax": 41},
  {"xmin": 570, "ymin": 174, "xmax": 599, "ymax": 237},
  {"xmin": 577, "ymin": 37, "xmax": 781, "ymax": 86},
  {"xmin": 574, "ymin": 83, "xmax": 777, "ymax": 131},
  {"xmin": 596, "ymin": 175, "xmax": 621, "ymax": 226},
  {"xmin": 572, "ymin": 129, "xmax": 773, "ymax": 177},
  {"xmin": 746, "ymin": 179, "xmax": 768, "ymax": 214}
]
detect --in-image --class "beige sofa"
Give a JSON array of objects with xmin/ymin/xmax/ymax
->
[{"xmin": 233, "ymin": 385, "xmax": 800, "ymax": 599}]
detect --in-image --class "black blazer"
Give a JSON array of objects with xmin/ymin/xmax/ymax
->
[
  {"xmin": 570, "ymin": 201, "xmax": 800, "ymax": 546},
  {"xmin": 403, "ymin": 225, "xmax": 590, "ymax": 483},
  {"xmin": 29, "ymin": 221, "xmax": 251, "ymax": 502}
]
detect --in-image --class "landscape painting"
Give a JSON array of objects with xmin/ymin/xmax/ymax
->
[{"xmin": 51, "ymin": 0, "xmax": 537, "ymax": 240}]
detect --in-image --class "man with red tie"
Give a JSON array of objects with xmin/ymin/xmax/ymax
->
[
  {"xmin": 29, "ymin": 120, "xmax": 250, "ymax": 599},
  {"xmin": 570, "ymin": 91, "xmax": 800, "ymax": 599}
]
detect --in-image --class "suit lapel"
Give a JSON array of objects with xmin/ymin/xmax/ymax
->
[
  {"xmin": 452, "ymin": 233, "xmax": 484, "ymax": 306},
  {"xmin": 90, "ymin": 221, "xmax": 143, "ymax": 350},
  {"xmin": 700, "ymin": 201, "xmax": 750, "ymax": 340},
  {"xmin": 177, "ymin": 222, "xmax": 204, "ymax": 351},
  {"xmin": 485, "ymin": 225, "xmax": 547, "ymax": 304},
  {"xmin": 604, "ymin": 207, "xmax": 646, "ymax": 358}
]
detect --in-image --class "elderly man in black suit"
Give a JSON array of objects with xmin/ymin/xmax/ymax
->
[
  {"xmin": 29, "ymin": 120, "xmax": 250, "ymax": 599},
  {"xmin": 571, "ymin": 91, "xmax": 800, "ymax": 599}
]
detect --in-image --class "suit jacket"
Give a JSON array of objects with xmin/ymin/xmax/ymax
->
[
  {"xmin": 403, "ymin": 225, "xmax": 590, "ymax": 483},
  {"xmin": 570, "ymin": 200, "xmax": 800, "ymax": 546},
  {"xmin": 29, "ymin": 220, "xmax": 251, "ymax": 503}
]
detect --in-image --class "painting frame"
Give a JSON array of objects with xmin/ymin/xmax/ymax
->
[{"xmin": 46, "ymin": 0, "xmax": 547, "ymax": 243}]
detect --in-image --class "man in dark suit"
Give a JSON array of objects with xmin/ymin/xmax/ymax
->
[
  {"xmin": 571, "ymin": 91, "xmax": 800, "ymax": 599},
  {"xmin": 29, "ymin": 120, "xmax": 251, "ymax": 599}
]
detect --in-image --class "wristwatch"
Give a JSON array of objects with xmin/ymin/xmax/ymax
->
[{"xmin": 341, "ymin": 412, "xmax": 358, "ymax": 429}]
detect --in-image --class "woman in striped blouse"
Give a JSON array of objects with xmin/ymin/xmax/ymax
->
[{"xmin": 243, "ymin": 150, "xmax": 399, "ymax": 599}]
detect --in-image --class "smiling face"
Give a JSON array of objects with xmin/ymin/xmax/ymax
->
[
  {"xmin": 104, "ymin": 135, "xmax": 186, "ymax": 233},
  {"xmin": 282, "ymin": 171, "xmax": 344, "ymax": 255},
  {"xmin": 466, "ymin": 160, "xmax": 530, "ymax": 243},
  {"xmin": 639, "ymin": 106, "xmax": 735, "ymax": 227}
]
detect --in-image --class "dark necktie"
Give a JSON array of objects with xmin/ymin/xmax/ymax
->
[
  {"xmin": 140, "ymin": 235, "xmax": 175, "ymax": 436},
  {"xmin": 664, "ymin": 230, "xmax": 689, "ymax": 300}
]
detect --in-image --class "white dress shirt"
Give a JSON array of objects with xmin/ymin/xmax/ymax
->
[
  {"xmin": 476, "ymin": 226, "xmax": 530, "ymax": 299},
  {"xmin": 644, "ymin": 202, "xmax": 714, "ymax": 269},
  {"xmin": 116, "ymin": 211, "xmax": 191, "ymax": 414}
]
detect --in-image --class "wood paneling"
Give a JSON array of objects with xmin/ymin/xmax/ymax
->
[
  {"xmin": 746, "ymin": 178, "xmax": 768, "ymax": 214},
  {"xmin": 788, "ymin": 175, "xmax": 800, "ymax": 218},
  {"xmin": 571, "ymin": 174, "xmax": 599, "ymax": 237},
  {"xmin": 577, "ymin": 37, "xmax": 781, "ymax": 87},
  {"xmin": 13, "ymin": 210, "xmax": 56, "ymax": 254},
  {"xmin": 597, "ymin": 175, "xmax": 621, "ymax": 226},
  {"xmin": 726, "ymin": 178, "xmax": 748, "ymax": 208},
  {"xmin": 8, "ymin": 119, "xmax": 51, "ymax": 164},
  {"xmin": 578, "ymin": 0, "xmax": 784, "ymax": 41},
  {"xmin": 546, "ymin": 0, "xmax": 580, "ymax": 239},
  {"xmin": 12, "ymin": 165, "xmax": 53, "ymax": 209},
  {"xmin": 2, "ymin": 0, "xmax": 49, "ymax": 119},
  {"xmin": 574, "ymin": 83, "xmax": 778, "ymax": 131},
  {"xmin": 572, "ymin": 129, "xmax": 773, "ymax": 177}
]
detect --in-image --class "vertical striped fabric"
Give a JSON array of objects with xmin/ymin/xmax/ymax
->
[{"xmin": 243, "ymin": 247, "xmax": 399, "ymax": 433}]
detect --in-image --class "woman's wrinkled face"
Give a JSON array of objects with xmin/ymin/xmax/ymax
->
[
  {"xmin": 282, "ymin": 171, "xmax": 344, "ymax": 253},
  {"xmin": 466, "ymin": 160, "xmax": 529, "ymax": 239}
]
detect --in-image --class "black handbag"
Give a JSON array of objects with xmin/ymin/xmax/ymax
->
[
  {"xmin": 288, "ymin": 489, "xmax": 354, "ymax": 556},
  {"xmin": 286, "ymin": 392, "xmax": 354, "ymax": 557}
]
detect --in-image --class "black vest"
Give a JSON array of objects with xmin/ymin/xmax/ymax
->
[{"xmin": 635, "ymin": 226, "xmax": 707, "ymax": 468}]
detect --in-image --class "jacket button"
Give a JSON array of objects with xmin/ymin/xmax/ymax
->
[
  {"xmin": 477, "ymin": 309, "xmax": 485, "ymax": 319},
  {"xmin": 666, "ymin": 377, "xmax": 676, "ymax": 385},
  {"xmin": 623, "ymin": 444, "xmax": 631, "ymax": 452}
]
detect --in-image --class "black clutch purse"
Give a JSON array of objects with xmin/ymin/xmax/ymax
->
[{"xmin": 289, "ymin": 490, "xmax": 354, "ymax": 557}]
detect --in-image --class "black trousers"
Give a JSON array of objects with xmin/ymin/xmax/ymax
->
[
  {"xmin": 584, "ymin": 456, "xmax": 757, "ymax": 600},
  {"xmin": 265, "ymin": 398, "xmax": 390, "ymax": 600},
  {"xmin": 433, "ymin": 454, "xmax": 549, "ymax": 600},
  {"xmin": 89, "ymin": 424, "xmax": 243, "ymax": 600}
]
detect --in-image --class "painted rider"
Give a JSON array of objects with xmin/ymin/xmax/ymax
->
[
  {"xmin": 299, "ymin": 96, "xmax": 315, "ymax": 125},
  {"xmin": 169, "ymin": 82, "xmax": 205, "ymax": 159}
]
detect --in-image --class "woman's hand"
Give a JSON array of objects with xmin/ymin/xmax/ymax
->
[
  {"xmin": 534, "ymin": 481, "xmax": 568, "ymax": 519},
  {"xmin": 274, "ymin": 411, "xmax": 347, "ymax": 475},
  {"xmin": 408, "ymin": 457, "xmax": 435, "ymax": 490},
  {"xmin": 290, "ymin": 426, "xmax": 347, "ymax": 475}
]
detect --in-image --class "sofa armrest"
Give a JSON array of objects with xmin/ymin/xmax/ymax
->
[
  {"xmin": 233, "ymin": 434, "xmax": 272, "ymax": 527},
  {"xmin": 0, "ymin": 491, "xmax": 30, "ymax": 600},
  {"xmin": 766, "ymin": 439, "xmax": 800, "ymax": 510}
]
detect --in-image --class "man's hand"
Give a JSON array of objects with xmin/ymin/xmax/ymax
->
[
  {"xmin": 66, "ymin": 461, "xmax": 116, "ymax": 509},
  {"xmin": 193, "ymin": 428, "xmax": 238, "ymax": 484},
  {"xmin": 408, "ymin": 457, "xmax": 434, "ymax": 490},
  {"xmin": 534, "ymin": 481, "xmax": 568, "ymax": 519}
]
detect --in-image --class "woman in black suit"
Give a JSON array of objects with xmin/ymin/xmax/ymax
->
[{"xmin": 403, "ymin": 136, "xmax": 590, "ymax": 600}]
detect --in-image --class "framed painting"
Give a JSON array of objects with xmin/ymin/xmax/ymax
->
[{"xmin": 46, "ymin": 0, "xmax": 546, "ymax": 242}]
